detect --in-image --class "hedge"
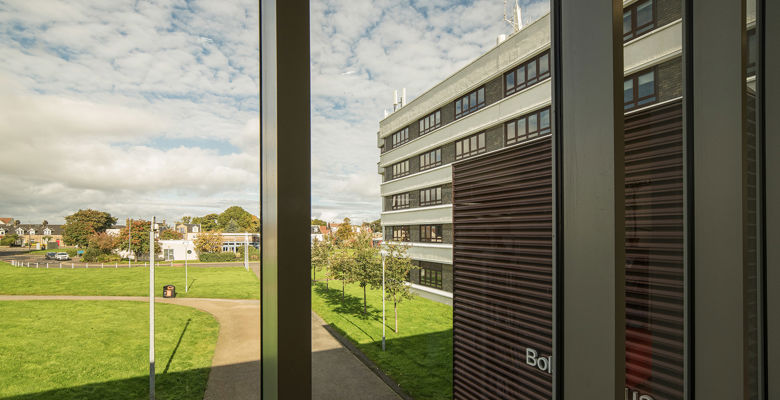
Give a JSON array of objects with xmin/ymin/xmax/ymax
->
[{"xmin": 199, "ymin": 252, "xmax": 238, "ymax": 262}]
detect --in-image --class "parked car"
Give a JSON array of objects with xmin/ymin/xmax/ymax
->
[
  {"xmin": 44, "ymin": 252, "xmax": 56, "ymax": 260},
  {"xmin": 54, "ymin": 252, "xmax": 70, "ymax": 261}
]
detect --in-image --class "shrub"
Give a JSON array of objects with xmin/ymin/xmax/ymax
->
[
  {"xmin": 199, "ymin": 252, "xmax": 238, "ymax": 262},
  {"xmin": 237, "ymin": 246, "xmax": 260, "ymax": 261}
]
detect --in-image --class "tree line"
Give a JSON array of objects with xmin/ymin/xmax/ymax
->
[{"xmin": 311, "ymin": 229, "xmax": 417, "ymax": 333}]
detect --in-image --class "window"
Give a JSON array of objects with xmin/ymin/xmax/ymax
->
[
  {"xmin": 391, "ymin": 193, "xmax": 410, "ymax": 210},
  {"xmin": 391, "ymin": 127, "xmax": 409, "ymax": 149},
  {"xmin": 418, "ymin": 110, "xmax": 441, "ymax": 135},
  {"xmin": 455, "ymin": 132, "xmax": 486, "ymax": 160},
  {"xmin": 392, "ymin": 226, "xmax": 410, "ymax": 242},
  {"xmin": 623, "ymin": 0, "xmax": 654, "ymax": 42},
  {"xmin": 419, "ymin": 262, "xmax": 443, "ymax": 289},
  {"xmin": 624, "ymin": 68, "xmax": 657, "ymax": 111},
  {"xmin": 505, "ymin": 107, "xmax": 552, "ymax": 145},
  {"xmin": 419, "ymin": 186, "xmax": 442, "ymax": 206},
  {"xmin": 454, "ymin": 87, "xmax": 486, "ymax": 119},
  {"xmin": 28, "ymin": 229, "xmax": 35, "ymax": 235},
  {"xmin": 44, "ymin": 229, "xmax": 51, "ymax": 235},
  {"xmin": 0, "ymin": 229, "xmax": 5, "ymax": 235},
  {"xmin": 16, "ymin": 228, "xmax": 23, "ymax": 235},
  {"xmin": 747, "ymin": 28, "xmax": 757, "ymax": 77},
  {"xmin": 390, "ymin": 160, "xmax": 410, "ymax": 179},
  {"xmin": 504, "ymin": 51, "xmax": 551, "ymax": 96},
  {"xmin": 164, "ymin": 249, "xmax": 174, "ymax": 261},
  {"xmin": 420, "ymin": 225, "xmax": 443, "ymax": 243},
  {"xmin": 419, "ymin": 148, "xmax": 442, "ymax": 171}
]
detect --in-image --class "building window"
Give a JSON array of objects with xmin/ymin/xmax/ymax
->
[
  {"xmin": 420, "ymin": 225, "xmax": 443, "ymax": 243},
  {"xmin": 454, "ymin": 87, "xmax": 486, "ymax": 119},
  {"xmin": 419, "ymin": 148, "xmax": 442, "ymax": 171},
  {"xmin": 391, "ymin": 193, "xmax": 410, "ymax": 210},
  {"xmin": 16, "ymin": 229, "xmax": 23, "ymax": 235},
  {"xmin": 747, "ymin": 28, "xmax": 757, "ymax": 77},
  {"xmin": 455, "ymin": 132, "xmax": 486, "ymax": 160},
  {"xmin": 505, "ymin": 107, "xmax": 552, "ymax": 145},
  {"xmin": 43, "ymin": 229, "xmax": 51, "ymax": 235},
  {"xmin": 623, "ymin": 0, "xmax": 655, "ymax": 42},
  {"xmin": 391, "ymin": 127, "xmax": 409, "ymax": 149},
  {"xmin": 504, "ymin": 51, "xmax": 551, "ymax": 96},
  {"xmin": 624, "ymin": 68, "xmax": 657, "ymax": 111},
  {"xmin": 390, "ymin": 160, "xmax": 410, "ymax": 179},
  {"xmin": 419, "ymin": 186, "xmax": 442, "ymax": 206},
  {"xmin": 0, "ymin": 230, "xmax": 5, "ymax": 235},
  {"xmin": 29, "ymin": 229, "xmax": 35, "ymax": 235},
  {"xmin": 392, "ymin": 226, "xmax": 410, "ymax": 242},
  {"xmin": 419, "ymin": 110, "xmax": 441, "ymax": 135},
  {"xmin": 419, "ymin": 262, "xmax": 443, "ymax": 289}
]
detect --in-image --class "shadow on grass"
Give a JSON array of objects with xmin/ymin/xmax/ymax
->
[
  {"xmin": 0, "ymin": 361, "xmax": 260, "ymax": 400},
  {"xmin": 163, "ymin": 319, "xmax": 190, "ymax": 374},
  {"xmin": 313, "ymin": 282, "xmax": 395, "ymax": 332}
]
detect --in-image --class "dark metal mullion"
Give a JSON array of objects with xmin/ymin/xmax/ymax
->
[{"xmin": 682, "ymin": 0, "xmax": 694, "ymax": 398}]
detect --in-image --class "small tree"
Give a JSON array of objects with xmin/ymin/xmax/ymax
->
[
  {"xmin": 311, "ymin": 235, "xmax": 335, "ymax": 287},
  {"xmin": 180, "ymin": 216, "xmax": 192, "ymax": 224},
  {"xmin": 117, "ymin": 220, "xmax": 161, "ymax": 259},
  {"xmin": 334, "ymin": 217, "xmax": 354, "ymax": 245},
  {"xmin": 383, "ymin": 243, "xmax": 417, "ymax": 333},
  {"xmin": 194, "ymin": 231, "xmax": 223, "ymax": 254},
  {"xmin": 63, "ymin": 209, "xmax": 117, "ymax": 247},
  {"xmin": 160, "ymin": 230, "xmax": 184, "ymax": 240},
  {"xmin": 329, "ymin": 248, "xmax": 355, "ymax": 302},
  {"xmin": 351, "ymin": 231, "xmax": 381, "ymax": 315}
]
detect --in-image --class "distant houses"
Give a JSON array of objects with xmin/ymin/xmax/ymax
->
[{"xmin": 0, "ymin": 220, "xmax": 64, "ymax": 248}]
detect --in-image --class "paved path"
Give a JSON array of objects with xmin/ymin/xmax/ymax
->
[{"xmin": 0, "ymin": 295, "xmax": 260, "ymax": 400}]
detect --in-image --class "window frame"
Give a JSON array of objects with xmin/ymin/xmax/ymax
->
[
  {"xmin": 505, "ymin": 107, "xmax": 552, "ymax": 145},
  {"xmin": 419, "ymin": 262, "xmax": 443, "ymax": 289},
  {"xmin": 419, "ymin": 148, "xmax": 442, "ymax": 171},
  {"xmin": 419, "ymin": 224, "xmax": 443, "ymax": 243},
  {"xmin": 419, "ymin": 186, "xmax": 443, "ymax": 207},
  {"xmin": 390, "ymin": 159, "xmax": 410, "ymax": 180},
  {"xmin": 623, "ymin": 67, "xmax": 658, "ymax": 111},
  {"xmin": 623, "ymin": 0, "xmax": 656, "ymax": 42},
  {"xmin": 504, "ymin": 51, "xmax": 551, "ymax": 97},
  {"xmin": 418, "ymin": 110, "xmax": 442, "ymax": 135},
  {"xmin": 392, "ymin": 226, "xmax": 410, "ymax": 242},
  {"xmin": 391, "ymin": 127, "xmax": 409, "ymax": 149},
  {"xmin": 455, "ymin": 132, "xmax": 486, "ymax": 160},
  {"xmin": 391, "ymin": 192, "xmax": 410, "ymax": 210},
  {"xmin": 454, "ymin": 87, "xmax": 486, "ymax": 119}
]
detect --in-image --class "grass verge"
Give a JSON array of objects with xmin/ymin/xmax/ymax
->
[
  {"xmin": 0, "ymin": 261, "xmax": 259, "ymax": 299},
  {"xmin": 0, "ymin": 300, "xmax": 218, "ymax": 400},
  {"xmin": 311, "ymin": 281, "xmax": 452, "ymax": 400}
]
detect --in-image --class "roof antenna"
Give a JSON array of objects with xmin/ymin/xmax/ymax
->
[{"xmin": 504, "ymin": 0, "xmax": 523, "ymax": 32}]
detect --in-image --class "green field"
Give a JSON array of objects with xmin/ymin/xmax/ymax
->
[
  {"xmin": 0, "ymin": 262, "xmax": 259, "ymax": 299},
  {"xmin": 0, "ymin": 300, "xmax": 218, "ymax": 400},
  {"xmin": 311, "ymin": 281, "xmax": 453, "ymax": 400}
]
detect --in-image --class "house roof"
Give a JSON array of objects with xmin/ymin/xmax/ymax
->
[
  {"xmin": 0, "ymin": 224, "xmax": 64, "ymax": 235},
  {"xmin": 0, "ymin": 218, "xmax": 13, "ymax": 225}
]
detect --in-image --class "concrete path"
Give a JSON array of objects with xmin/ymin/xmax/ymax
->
[{"xmin": 0, "ymin": 295, "xmax": 260, "ymax": 400}]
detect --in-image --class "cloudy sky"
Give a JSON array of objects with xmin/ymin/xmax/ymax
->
[{"xmin": 0, "ymin": 0, "xmax": 548, "ymax": 225}]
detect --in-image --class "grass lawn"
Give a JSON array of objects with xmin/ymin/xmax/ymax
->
[
  {"xmin": 0, "ymin": 300, "xmax": 218, "ymax": 400},
  {"xmin": 311, "ymin": 281, "xmax": 452, "ymax": 400},
  {"xmin": 0, "ymin": 261, "xmax": 259, "ymax": 299}
]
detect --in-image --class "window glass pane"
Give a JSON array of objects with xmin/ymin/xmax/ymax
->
[
  {"xmin": 518, "ymin": 117, "xmax": 526, "ymax": 136},
  {"xmin": 637, "ymin": 71, "xmax": 654, "ymax": 98},
  {"xmin": 436, "ymin": 187, "xmax": 441, "ymax": 200},
  {"xmin": 527, "ymin": 60, "xmax": 536, "ymax": 79},
  {"xmin": 435, "ymin": 149, "xmax": 441, "ymax": 163},
  {"xmin": 517, "ymin": 66, "xmax": 525, "ymax": 83},
  {"xmin": 506, "ymin": 72, "xmax": 514, "ymax": 90},
  {"xmin": 463, "ymin": 96, "xmax": 469, "ymax": 110},
  {"xmin": 477, "ymin": 88, "xmax": 484, "ymax": 104},
  {"xmin": 539, "ymin": 54, "xmax": 549, "ymax": 75},
  {"xmin": 470, "ymin": 136, "xmax": 477, "ymax": 151},
  {"xmin": 636, "ymin": 0, "xmax": 653, "ymax": 27},
  {"xmin": 435, "ymin": 111, "xmax": 441, "ymax": 126},
  {"xmin": 528, "ymin": 113, "xmax": 538, "ymax": 133},
  {"xmin": 507, "ymin": 121, "xmax": 515, "ymax": 140},
  {"xmin": 463, "ymin": 138, "xmax": 470, "ymax": 153},
  {"xmin": 478, "ymin": 133, "xmax": 484, "ymax": 149},
  {"xmin": 540, "ymin": 109, "xmax": 550, "ymax": 129},
  {"xmin": 623, "ymin": 11, "xmax": 632, "ymax": 35},
  {"xmin": 469, "ymin": 92, "xmax": 476, "ymax": 107},
  {"xmin": 624, "ymin": 79, "xmax": 634, "ymax": 103}
]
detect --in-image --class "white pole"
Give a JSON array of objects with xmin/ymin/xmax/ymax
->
[
  {"xmin": 149, "ymin": 217, "xmax": 155, "ymax": 400},
  {"xmin": 185, "ymin": 242, "xmax": 188, "ymax": 294},
  {"xmin": 129, "ymin": 218, "xmax": 132, "ymax": 268},
  {"xmin": 244, "ymin": 232, "xmax": 249, "ymax": 271},
  {"xmin": 382, "ymin": 253, "xmax": 386, "ymax": 351}
]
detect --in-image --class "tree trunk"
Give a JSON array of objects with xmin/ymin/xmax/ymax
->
[
  {"xmin": 394, "ymin": 301, "xmax": 398, "ymax": 333},
  {"xmin": 363, "ymin": 285, "xmax": 367, "ymax": 315},
  {"xmin": 312, "ymin": 267, "xmax": 315, "ymax": 285},
  {"xmin": 342, "ymin": 281, "xmax": 345, "ymax": 302}
]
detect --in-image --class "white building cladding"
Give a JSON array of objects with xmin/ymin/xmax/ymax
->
[
  {"xmin": 378, "ymin": 9, "xmax": 682, "ymax": 298},
  {"xmin": 159, "ymin": 240, "xmax": 198, "ymax": 261}
]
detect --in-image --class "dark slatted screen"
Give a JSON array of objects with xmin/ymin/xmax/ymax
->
[
  {"xmin": 624, "ymin": 99, "xmax": 685, "ymax": 399},
  {"xmin": 452, "ymin": 136, "xmax": 553, "ymax": 399}
]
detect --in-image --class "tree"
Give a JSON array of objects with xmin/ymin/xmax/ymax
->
[
  {"xmin": 83, "ymin": 232, "xmax": 120, "ymax": 262},
  {"xmin": 369, "ymin": 219, "xmax": 381, "ymax": 233},
  {"xmin": 218, "ymin": 206, "xmax": 255, "ymax": 232},
  {"xmin": 63, "ymin": 209, "xmax": 117, "ymax": 247},
  {"xmin": 194, "ymin": 231, "xmax": 223, "ymax": 254},
  {"xmin": 117, "ymin": 219, "xmax": 161, "ymax": 258},
  {"xmin": 311, "ymin": 218, "xmax": 327, "ymax": 226},
  {"xmin": 311, "ymin": 235, "xmax": 335, "ymax": 287},
  {"xmin": 42, "ymin": 220, "xmax": 49, "ymax": 226},
  {"xmin": 329, "ymin": 248, "xmax": 355, "ymax": 302},
  {"xmin": 192, "ymin": 214, "xmax": 220, "ymax": 232},
  {"xmin": 383, "ymin": 243, "xmax": 417, "ymax": 333},
  {"xmin": 334, "ymin": 217, "xmax": 354, "ymax": 245},
  {"xmin": 180, "ymin": 216, "xmax": 192, "ymax": 224},
  {"xmin": 351, "ymin": 232, "xmax": 381, "ymax": 315},
  {"xmin": 160, "ymin": 230, "xmax": 184, "ymax": 240},
  {"xmin": 0, "ymin": 234, "xmax": 19, "ymax": 246}
]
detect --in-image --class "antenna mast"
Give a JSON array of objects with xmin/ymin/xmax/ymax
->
[{"xmin": 503, "ymin": 0, "xmax": 523, "ymax": 32}]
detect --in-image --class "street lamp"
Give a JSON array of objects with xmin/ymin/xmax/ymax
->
[{"xmin": 381, "ymin": 251, "xmax": 386, "ymax": 351}]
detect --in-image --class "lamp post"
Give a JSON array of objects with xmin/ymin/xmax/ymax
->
[
  {"xmin": 381, "ymin": 251, "xmax": 386, "ymax": 351},
  {"xmin": 185, "ymin": 246, "xmax": 190, "ymax": 294},
  {"xmin": 129, "ymin": 218, "xmax": 132, "ymax": 268},
  {"xmin": 244, "ymin": 232, "xmax": 249, "ymax": 271},
  {"xmin": 149, "ymin": 217, "xmax": 155, "ymax": 400}
]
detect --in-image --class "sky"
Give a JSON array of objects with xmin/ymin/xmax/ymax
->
[{"xmin": 0, "ymin": 0, "xmax": 548, "ymax": 226}]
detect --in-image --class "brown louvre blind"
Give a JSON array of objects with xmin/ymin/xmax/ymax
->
[
  {"xmin": 624, "ymin": 99, "xmax": 685, "ymax": 399},
  {"xmin": 452, "ymin": 137, "xmax": 553, "ymax": 399}
]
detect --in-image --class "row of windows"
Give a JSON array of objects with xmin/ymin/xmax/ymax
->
[
  {"xmin": 624, "ymin": 68, "xmax": 657, "ymax": 111},
  {"xmin": 455, "ymin": 132, "xmax": 486, "ymax": 160},
  {"xmin": 420, "ymin": 186, "xmax": 442, "ymax": 206},
  {"xmin": 419, "ymin": 148, "xmax": 442, "ymax": 171},
  {"xmin": 455, "ymin": 87, "xmax": 486, "ymax": 119},
  {"xmin": 391, "ymin": 127, "xmax": 409, "ymax": 149},
  {"xmin": 506, "ymin": 107, "xmax": 551, "ymax": 145},
  {"xmin": 390, "ymin": 160, "xmax": 409, "ymax": 179},
  {"xmin": 623, "ymin": 0, "xmax": 655, "ymax": 42},
  {"xmin": 419, "ymin": 262, "xmax": 443, "ymax": 289},
  {"xmin": 420, "ymin": 224, "xmax": 443, "ymax": 243},
  {"xmin": 1, "ymin": 229, "xmax": 53, "ymax": 235},
  {"xmin": 504, "ymin": 51, "xmax": 550, "ymax": 96},
  {"xmin": 419, "ymin": 110, "xmax": 441, "ymax": 135},
  {"xmin": 391, "ymin": 193, "xmax": 410, "ymax": 210}
]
